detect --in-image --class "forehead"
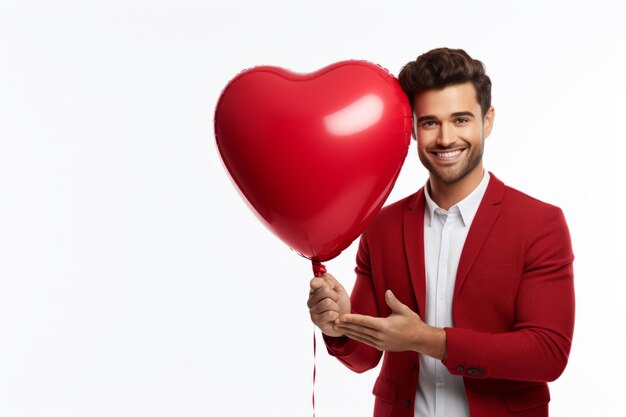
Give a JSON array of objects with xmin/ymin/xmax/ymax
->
[{"xmin": 413, "ymin": 82, "xmax": 480, "ymax": 117}]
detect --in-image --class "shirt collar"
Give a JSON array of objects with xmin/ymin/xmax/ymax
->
[{"xmin": 424, "ymin": 170, "xmax": 491, "ymax": 227}]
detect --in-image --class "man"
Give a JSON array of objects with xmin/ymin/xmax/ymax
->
[{"xmin": 307, "ymin": 48, "xmax": 574, "ymax": 417}]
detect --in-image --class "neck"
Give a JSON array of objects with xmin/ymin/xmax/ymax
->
[{"xmin": 428, "ymin": 164, "xmax": 484, "ymax": 211}]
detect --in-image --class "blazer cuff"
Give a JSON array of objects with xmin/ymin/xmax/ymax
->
[
  {"xmin": 323, "ymin": 333, "xmax": 359, "ymax": 357},
  {"xmin": 442, "ymin": 327, "xmax": 488, "ymax": 379}
]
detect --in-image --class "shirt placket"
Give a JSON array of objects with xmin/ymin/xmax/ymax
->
[{"xmin": 434, "ymin": 209, "xmax": 450, "ymax": 417}]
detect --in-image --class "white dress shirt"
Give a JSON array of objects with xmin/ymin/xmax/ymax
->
[{"xmin": 414, "ymin": 170, "xmax": 491, "ymax": 417}]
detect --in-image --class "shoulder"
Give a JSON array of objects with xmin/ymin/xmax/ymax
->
[
  {"xmin": 486, "ymin": 172, "xmax": 564, "ymax": 217},
  {"xmin": 497, "ymin": 182, "xmax": 574, "ymax": 263},
  {"xmin": 377, "ymin": 192, "xmax": 416, "ymax": 221},
  {"xmin": 380, "ymin": 192, "xmax": 416, "ymax": 217},
  {"xmin": 491, "ymin": 176, "xmax": 570, "ymax": 242},
  {"xmin": 501, "ymin": 183, "xmax": 565, "ymax": 219},
  {"xmin": 361, "ymin": 191, "xmax": 418, "ymax": 239}
]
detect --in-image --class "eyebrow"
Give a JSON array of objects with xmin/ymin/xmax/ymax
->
[{"xmin": 415, "ymin": 111, "xmax": 476, "ymax": 124}]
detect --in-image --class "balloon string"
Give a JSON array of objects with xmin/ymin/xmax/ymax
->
[
  {"xmin": 313, "ymin": 327, "xmax": 316, "ymax": 417},
  {"xmin": 311, "ymin": 260, "xmax": 325, "ymax": 417}
]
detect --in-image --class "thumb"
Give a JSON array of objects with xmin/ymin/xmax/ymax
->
[
  {"xmin": 324, "ymin": 273, "xmax": 347, "ymax": 295},
  {"xmin": 385, "ymin": 290, "xmax": 410, "ymax": 314}
]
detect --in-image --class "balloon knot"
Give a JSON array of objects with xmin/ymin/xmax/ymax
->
[{"xmin": 311, "ymin": 260, "xmax": 327, "ymax": 277}]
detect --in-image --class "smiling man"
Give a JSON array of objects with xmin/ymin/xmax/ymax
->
[{"xmin": 307, "ymin": 48, "xmax": 574, "ymax": 417}]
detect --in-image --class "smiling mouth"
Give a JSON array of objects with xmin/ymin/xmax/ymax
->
[{"xmin": 431, "ymin": 149, "xmax": 465, "ymax": 160}]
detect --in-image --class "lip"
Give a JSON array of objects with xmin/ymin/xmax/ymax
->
[{"xmin": 429, "ymin": 148, "xmax": 466, "ymax": 164}]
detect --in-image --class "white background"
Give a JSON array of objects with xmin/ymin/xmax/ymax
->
[{"xmin": 1, "ymin": 1, "xmax": 625, "ymax": 416}]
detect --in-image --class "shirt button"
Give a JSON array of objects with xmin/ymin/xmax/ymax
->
[{"xmin": 404, "ymin": 400, "xmax": 411, "ymax": 408}]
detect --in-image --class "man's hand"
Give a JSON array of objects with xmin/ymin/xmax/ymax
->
[
  {"xmin": 335, "ymin": 290, "xmax": 447, "ymax": 360},
  {"xmin": 308, "ymin": 273, "xmax": 351, "ymax": 337}
]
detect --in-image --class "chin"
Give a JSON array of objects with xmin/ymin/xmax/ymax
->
[
  {"xmin": 429, "ymin": 161, "xmax": 483, "ymax": 185},
  {"xmin": 433, "ymin": 170, "xmax": 466, "ymax": 184}
]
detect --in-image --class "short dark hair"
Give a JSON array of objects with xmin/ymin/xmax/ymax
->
[{"xmin": 398, "ymin": 47, "xmax": 491, "ymax": 116}]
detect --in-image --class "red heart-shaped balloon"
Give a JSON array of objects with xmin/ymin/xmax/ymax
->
[{"xmin": 215, "ymin": 61, "xmax": 411, "ymax": 262}]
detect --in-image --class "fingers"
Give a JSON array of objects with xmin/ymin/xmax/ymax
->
[
  {"xmin": 309, "ymin": 297, "xmax": 341, "ymax": 315},
  {"xmin": 322, "ymin": 273, "xmax": 348, "ymax": 295},
  {"xmin": 307, "ymin": 281, "xmax": 338, "ymax": 308},
  {"xmin": 384, "ymin": 290, "xmax": 411, "ymax": 315},
  {"xmin": 309, "ymin": 276, "xmax": 330, "ymax": 292},
  {"xmin": 309, "ymin": 274, "xmax": 340, "ymax": 295},
  {"xmin": 307, "ymin": 273, "xmax": 351, "ymax": 336},
  {"xmin": 340, "ymin": 327, "xmax": 382, "ymax": 350},
  {"xmin": 308, "ymin": 276, "xmax": 341, "ymax": 330},
  {"xmin": 335, "ymin": 314, "xmax": 385, "ymax": 348},
  {"xmin": 310, "ymin": 310, "xmax": 340, "ymax": 324},
  {"xmin": 337, "ymin": 313, "xmax": 381, "ymax": 331}
]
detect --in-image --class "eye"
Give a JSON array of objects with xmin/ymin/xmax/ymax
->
[
  {"xmin": 420, "ymin": 120, "xmax": 438, "ymax": 128},
  {"xmin": 454, "ymin": 117, "xmax": 469, "ymax": 125}
]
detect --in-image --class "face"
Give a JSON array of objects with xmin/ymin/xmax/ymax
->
[{"xmin": 413, "ymin": 82, "xmax": 494, "ymax": 185}]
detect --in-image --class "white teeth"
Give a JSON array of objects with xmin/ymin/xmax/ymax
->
[{"xmin": 436, "ymin": 150, "xmax": 462, "ymax": 158}]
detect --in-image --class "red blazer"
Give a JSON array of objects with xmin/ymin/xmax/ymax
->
[{"xmin": 324, "ymin": 173, "xmax": 575, "ymax": 417}]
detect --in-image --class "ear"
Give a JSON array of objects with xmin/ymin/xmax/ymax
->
[
  {"xmin": 411, "ymin": 113, "xmax": 418, "ymax": 141},
  {"xmin": 482, "ymin": 106, "xmax": 495, "ymax": 139}
]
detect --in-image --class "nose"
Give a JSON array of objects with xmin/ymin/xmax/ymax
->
[{"xmin": 436, "ymin": 122, "xmax": 455, "ymax": 147}]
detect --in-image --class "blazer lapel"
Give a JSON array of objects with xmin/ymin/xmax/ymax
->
[
  {"xmin": 404, "ymin": 188, "xmax": 427, "ymax": 318},
  {"xmin": 454, "ymin": 172, "xmax": 506, "ymax": 299}
]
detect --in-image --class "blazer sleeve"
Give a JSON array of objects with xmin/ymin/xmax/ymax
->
[
  {"xmin": 443, "ymin": 206, "xmax": 575, "ymax": 382},
  {"xmin": 323, "ymin": 231, "xmax": 383, "ymax": 373}
]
